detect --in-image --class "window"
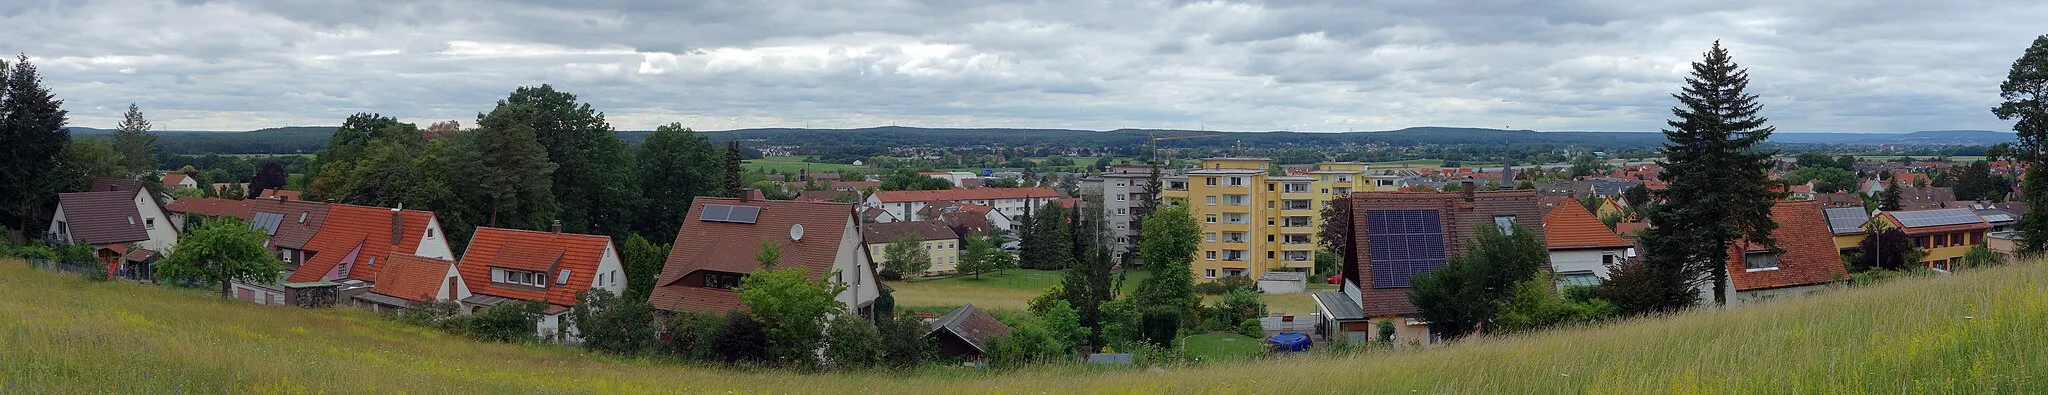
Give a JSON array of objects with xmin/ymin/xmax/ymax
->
[
  {"xmin": 705, "ymin": 272, "xmax": 744, "ymax": 289},
  {"xmin": 1224, "ymin": 194, "xmax": 1249, "ymax": 206},
  {"xmin": 1494, "ymin": 215, "xmax": 1517, "ymax": 235},
  {"xmin": 1115, "ymin": 182, "xmax": 1126, "ymax": 188},
  {"xmin": 1267, "ymin": 184, "xmax": 1276, "ymax": 192},
  {"xmin": 427, "ymin": 227, "xmax": 436, "ymax": 238},
  {"xmin": 1115, "ymin": 194, "xmax": 1126, "ymax": 201},
  {"xmin": 55, "ymin": 221, "xmax": 66, "ymax": 237},
  {"xmin": 1205, "ymin": 251, "xmax": 1218, "ymax": 260},
  {"xmin": 493, "ymin": 268, "xmax": 549, "ymax": 287},
  {"xmin": 1116, "ymin": 208, "xmax": 1128, "ymax": 216},
  {"xmin": 1205, "ymin": 233, "xmax": 1217, "ymax": 242},
  {"xmin": 1205, "ymin": 215, "xmax": 1217, "ymax": 223},
  {"xmin": 1602, "ymin": 253, "xmax": 1616, "ymax": 265},
  {"xmin": 280, "ymin": 250, "xmax": 292, "ymax": 264},
  {"xmin": 1267, "ymin": 251, "xmax": 1276, "ymax": 259},
  {"xmin": 144, "ymin": 217, "xmax": 156, "ymax": 230},
  {"xmin": 1229, "ymin": 177, "xmax": 1245, "ymax": 186},
  {"xmin": 1321, "ymin": 188, "xmax": 1330, "ymax": 194},
  {"xmin": 1205, "ymin": 269, "xmax": 1218, "ymax": 278},
  {"xmin": 1205, "ymin": 177, "xmax": 1218, "ymax": 186},
  {"xmin": 1115, "ymin": 223, "xmax": 1127, "ymax": 230},
  {"xmin": 366, "ymin": 256, "xmax": 376, "ymax": 269},
  {"xmin": 1950, "ymin": 233, "xmax": 1963, "ymax": 246},
  {"xmin": 1743, "ymin": 251, "xmax": 1780, "ymax": 271},
  {"xmin": 1205, "ymin": 196, "xmax": 1217, "ymax": 205}
]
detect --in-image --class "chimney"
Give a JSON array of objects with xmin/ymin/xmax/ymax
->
[
  {"xmin": 739, "ymin": 188, "xmax": 755, "ymax": 202},
  {"xmin": 390, "ymin": 206, "xmax": 403, "ymax": 246},
  {"xmin": 798, "ymin": 168, "xmax": 809, "ymax": 182},
  {"xmin": 551, "ymin": 219, "xmax": 562, "ymax": 234},
  {"xmin": 1462, "ymin": 181, "xmax": 1477, "ymax": 202}
]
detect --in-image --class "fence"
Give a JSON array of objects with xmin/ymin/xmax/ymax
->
[{"xmin": 27, "ymin": 258, "xmax": 107, "ymax": 279}]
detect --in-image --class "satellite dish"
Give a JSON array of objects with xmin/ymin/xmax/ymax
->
[{"xmin": 790, "ymin": 224, "xmax": 805, "ymax": 241}]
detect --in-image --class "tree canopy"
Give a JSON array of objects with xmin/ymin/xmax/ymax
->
[
  {"xmin": 1637, "ymin": 41, "xmax": 1780, "ymax": 311},
  {"xmin": 1993, "ymin": 34, "xmax": 2048, "ymax": 255},
  {"xmin": 154, "ymin": 217, "xmax": 283, "ymax": 300}
]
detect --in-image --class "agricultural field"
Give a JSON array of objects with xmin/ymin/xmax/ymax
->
[
  {"xmin": 5, "ymin": 257, "xmax": 2045, "ymax": 393},
  {"xmin": 740, "ymin": 155, "xmax": 862, "ymax": 173}
]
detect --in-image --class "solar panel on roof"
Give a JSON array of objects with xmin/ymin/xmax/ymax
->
[
  {"xmin": 1824, "ymin": 208, "xmax": 1869, "ymax": 234},
  {"xmin": 1891, "ymin": 209, "xmax": 1981, "ymax": 228},
  {"xmin": 1364, "ymin": 209, "xmax": 1446, "ymax": 289},
  {"xmin": 251, "ymin": 212, "xmax": 285, "ymax": 236},
  {"xmin": 700, "ymin": 204, "xmax": 762, "ymax": 224}
]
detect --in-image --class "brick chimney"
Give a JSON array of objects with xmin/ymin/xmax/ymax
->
[
  {"xmin": 390, "ymin": 205, "xmax": 403, "ymax": 246},
  {"xmin": 1462, "ymin": 181, "xmax": 1477, "ymax": 202}
]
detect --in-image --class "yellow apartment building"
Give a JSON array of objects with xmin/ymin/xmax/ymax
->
[
  {"xmin": 1876, "ymin": 208, "xmax": 1992, "ymax": 271},
  {"xmin": 1164, "ymin": 159, "xmax": 1389, "ymax": 282}
]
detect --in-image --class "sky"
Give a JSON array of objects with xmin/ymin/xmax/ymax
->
[{"xmin": 7, "ymin": 0, "xmax": 2047, "ymax": 133}]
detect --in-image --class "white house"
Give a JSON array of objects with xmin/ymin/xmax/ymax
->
[
  {"xmin": 863, "ymin": 187, "xmax": 1061, "ymax": 227},
  {"xmin": 455, "ymin": 225, "xmax": 626, "ymax": 342},
  {"xmin": 47, "ymin": 179, "xmax": 181, "ymax": 280},
  {"xmin": 1541, "ymin": 197, "xmax": 1635, "ymax": 287}
]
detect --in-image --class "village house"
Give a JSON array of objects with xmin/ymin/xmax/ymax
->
[
  {"xmin": 1312, "ymin": 185, "xmax": 1541, "ymax": 345},
  {"xmin": 354, "ymin": 253, "xmax": 471, "ymax": 313},
  {"xmin": 925, "ymin": 304, "xmax": 1012, "ymax": 362},
  {"xmin": 1542, "ymin": 197, "xmax": 1635, "ymax": 288},
  {"xmin": 1874, "ymin": 208, "xmax": 1992, "ymax": 271},
  {"xmin": 1824, "ymin": 207, "xmax": 1871, "ymax": 253},
  {"xmin": 863, "ymin": 187, "xmax": 1061, "ymax": 231},
  {"xmin": 862, "ymin": 220, "xmax": 962, "ymax": 276},
  {"xmin": 455, "ymin": 225, "xmax": 624, "ymax": 341},
  {"xmin": 649, "ymin": 196, "xmax": 881, "ymax": 318},
  {"xmin": 230, "ymin": 198, "xmax": 334, "ymax": 305},
  {"xmin": 276, "ymin": 204, "xmax": 452, "ymax": 305},
  {"xmin": 161, "ymin": 172, "xmax": 199, "ymax": 191},
  {"xmin": 46, "ymin": 179, "xmax": 180, "ymax": 280},
  {"xmin": 164, "ymin": 196, "xmax": 253, "ymax": 228},
  {"xmin": 1707, "ymin": 200, "xmax": 1848, "ymax": 306}
]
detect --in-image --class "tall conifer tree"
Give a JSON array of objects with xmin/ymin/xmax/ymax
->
[
  {"xmin": 0, "ymin": 55, "xmax": 71, "ymax": 236},
  {"xmin": 1640, "ymin": 41, "xmax": 1779, "ymax": 310},
  {"xmin": 111, "ymin": 103, "xmax": 157, "ymax": 177}
]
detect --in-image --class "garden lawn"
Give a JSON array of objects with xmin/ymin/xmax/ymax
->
[{"xmin": 1182, "ymin": 333, "xmax": 1266, "ymax": 362}]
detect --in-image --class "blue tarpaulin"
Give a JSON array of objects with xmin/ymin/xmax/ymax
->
[{"xmin": 1267, "ymin": 332, "xmax": 1312, "ymax": 352}]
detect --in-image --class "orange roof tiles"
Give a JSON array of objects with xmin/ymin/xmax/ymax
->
[
  {"xmin": 871, "ymin": 187, "xmax": 1058, "ymax": 203},
  {"xmin": 1724, "ymin": 200, "xmax": 1847, "ymax": 291},
  {"xmin": 1543, "ymin": 197, "xmax": 1632, "ymax": 250},
  {"xmin": 286, "ymin": 204, "xmax": 436, "ymax": 283},
  {"xmin": 370, "ymin": 253, "xmax": 457, "ymax": 302},
  {"xmin": 457, "ymin": 226, "xmax": 614, "ymax": 307}
]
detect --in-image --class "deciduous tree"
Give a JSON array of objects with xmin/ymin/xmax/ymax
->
[
  {"xmin": 568, "ymin": 288, "xmax": 655, "ymax": 355},
  {"xmin": 635, "ymin": 123, "xmax": 723, "ymax": 243},
  {"xmin": 495, "ymin": 85, "xmax": 642, "ymax": 239},
  {"xmin": 881, "ymin": 237, "xmax": 932, "ymax": 280},
  {"xmin": 153, "ymin": 217, "xmax": 282, "ymax": 300},
  {"xmin": 739, "ymin": 242, "xmax": 849, "ymax": 367},
  {"xmin": 1408, "ymin": 224, "xmax": 1545, "ymax": 339},
  {"xmin": 1133, "ymin": 204, "xmax": 1200, "ymax": 317}
]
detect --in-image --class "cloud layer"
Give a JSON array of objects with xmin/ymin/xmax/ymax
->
[{"xmin": 9, "ymin": 0, "xmax": 2046, "ymax": 132}]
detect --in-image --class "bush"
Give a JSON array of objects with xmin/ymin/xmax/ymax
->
[
  {"xmin": 823, "ymin": 314, "xmax": 882, "ymax": 369},
  {"xmin": 1097, "ymin": 298, "xmax": 1141, "ymax": 345},
  {"xmin": 16, "ymin": 244, "xmax": 56, "ymax": 260},
  {"xmin": 1193, "ymin": 275, "xmax": 1256, "ymax": 295},
  {"xmin": 1041, "ymin": 301, "xmax": 1084, "ymax": 354},
  {"xmin": 714, "ymin": 311, "xmax": 768, "ymax": 364},
  {"xmin": 1209, "ymin": 288, "xmax": 1266, "ymax": 326},
  {"xmin": 569, "ymin": 289, "xmax": 657, "ymax": 355},
  {"xmin": 1139, "ymin": 307, "xmax": 1182, "ymax": 348},
  {"xmin": 468, "ymin": 300, "xmax": 544, "ymax": 343},
  {"xmin": 398, "ymin": 300, "xmax": 465, "ymax": 328},
  {"xmin": 1237, "ymin": 318, "xmax": 1264, "ymax": 339},
  {"xmin": 1493, "ymin": 278, "xmax": 1616, "ymax": 334},
  {"xmin": 984, "ymin": 321, "xmax": 1058, "ymax": 369},
  {"xmin": 661, "ymin": 311, "xmax": 725, "ymax": 361},
  {"xmin": 875, "ymin": 313, "xmax": 934, "ymax": 369},
  {"xmin": 1027, "ymin": 283, "xmax": 1066, "ymax": 315}
]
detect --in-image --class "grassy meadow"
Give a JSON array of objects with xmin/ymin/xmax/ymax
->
[
  {"xmin": 889, "ymin": 268, "xmax": 1330, "ymax": 318},
  {"xmin": 5, "ymin": 256, "xmax": 2047, "ymax": 393}
]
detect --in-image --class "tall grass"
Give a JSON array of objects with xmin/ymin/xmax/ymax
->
[{"xmin": 3, "ymin": 257, "xmax": 2044, "ymax": 393}]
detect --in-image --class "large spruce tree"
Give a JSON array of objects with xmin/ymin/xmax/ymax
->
[
  {"xmin": 1993, "ymin": 34, "xmax": 2048, "ymax": 256},
  {"xmin": 1639, "ymin": 41, "xmax": 1779, "ymax": 310},
  {"xmin": 0, "ymin": 55, "xmax": 71, "ymax": 236},
  {"xmin": 111, "ymin": 103, "xmax": 157, "ymax": 176}
]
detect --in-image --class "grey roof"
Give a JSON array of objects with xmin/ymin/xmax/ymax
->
[
  {"xmin": 352, "ymin": 292, "xmax": 413, "ymax": 307},
  {"xmin": 1824, "ymin": 207, "xmax": 1871, "ymax": 235},
  {"xmin": 461, "ymin": 294, "xmax": 519, "ymax": 306},
  {"xmin": 1313, "ymin": 291, "xmax": 1365, "ymax": 320},
  {"xmin": 1976, "ymin": 208, "xmax": 2018, "ymax": 224},
  {"xmin": 926, "ymin": 304, "xmax": 1011, "ymax": 354},
  {"xmin": 55, "ymin": 190, "xmax": 151, "ymax": 245},
  {"xmin": 1259, "ymin": 271, "xmax": 1307, "ymax": 282},
  {"xmin": 1890, "ymin": 208, "xmax": 1984, "ymax": 228}
]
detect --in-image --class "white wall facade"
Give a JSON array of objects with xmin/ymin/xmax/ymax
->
[
  {"xmin": 835, "ymin": 216, "xmax": 881, "ymax": 312},
  {"xmin": 412, "ymin": 217, "xmax": 454, "ymax": 260},
  {"xmin": 1548, "ymin": 248, "xmax": 1628, "ymax": 280}
]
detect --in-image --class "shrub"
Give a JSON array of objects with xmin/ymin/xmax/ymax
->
[
  {"xmin": 468, "ymin": 300, "xmax": 544, "ymax": 343},
  {"xmin": 1027, "ymin": 283, "xmax": 1065, "ymax": 315},
  {"xmin": 984, "ymin": 321, "xmax": 1058, "ymax": 369},
  {"xmin": 1237, "ymin": 318, "xmax": 1264, "ymax": 339},
  {"xmin": 1209, "ymin": 288, "xmax": 1266, "ymax": 326},
  {"xmin": 1041, "ymin": 301, "xmax": 1084, "ymax": 354},
  {"xmin": 1493, "ymin": 278, "xmax": 1616, "ymax": 334},
  {"xmin": 398, "ymin": 300, "xmax": 464, "ymax": 327},
  {"xmin": 714, "ymin": 311, "xmax": 768, "ymax": 364},
  {"xmin": 16, "ymin": 244, "xmax": 56, "ymax": 260},
  {"xmin": 1193, "ymin": 275, "xmax": 1256, "ymax": 295},
  {"xmin": 1139, "ymin": 307, "xmax": 1181, "ymax": 348},
  {"xmin": 823, "ymin": 314, "xmax": 882, "ymax": 370},
  {"xmin": 569, "ymin": 289, "xmax": 657, "ymax": 355},
  {"xmin": 875, "ymin": 313, "xmax": 934, "ymax": 369},
  {"xmin": 661, "ymin": 311, "xmax": 725, "ymax": 361},
  {"xmin": 1096, "ymin": 298, "xmax": 1141, "ymax": 345}
]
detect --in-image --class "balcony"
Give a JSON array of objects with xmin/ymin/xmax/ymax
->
[
  {"xmin": 1282, "ymin": 216, "xmax": 1313, "ymax": 228},
  {"xmin": 1282, "ymin": 234, "xmax": 1312, "ymax": 244}
]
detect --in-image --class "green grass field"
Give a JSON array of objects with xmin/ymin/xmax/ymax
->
[
  {"xmin": 890, "ymin": 269, "xmax": 1330, "ymax": 317},
  {"xmin": 5, "ymin": 256, "xmax": 2046, "ymax": 393},
  {"xmin": 741, "ymin": 155, "xmax": 861, "ymax": 173},
  {"xmin": 1182, "ymin": 333, "xmax": 1266, "ymax": 362}
]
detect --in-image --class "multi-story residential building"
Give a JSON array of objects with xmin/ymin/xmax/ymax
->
[
  {"xmin": 862, "ymin": 221, "xmax": 962, "ymax": 276},
  {"xmin": 1080, "ymin": 164, "xmax": 1162, "ymax": 263},
  {"xmin": 1823, "ymin": 207, "xmax": 1871, "ymax": 253},
  {"xmin": 1159, "ymin": 159, "xmax": 1406, "ymax": 283},
  {"xmin": 1875, "ymin": 208, "xmax": 1992, "ymax": 271},
  {"xmin": 863, "ymin": 187, "xmax": 1061, "ymax": 231}
]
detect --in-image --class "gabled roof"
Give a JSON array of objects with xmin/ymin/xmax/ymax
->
[
  {"xmin": 871, "ymin": 187, "xmax": 1059, "ymax": 203},
  {"xmin": 370, "ymin": 253, "xmax": 457, "ymax": 302},
  {"xmin": 1823, "ymin": 207, "xmax": 1870, "ymax": 235},
  {"xmin": 286, "ymin": 204, "xmax": 435, "ymax": 283},
  {"xmin": 258, "ymin": 189, "xmax": 304, "ymax": 200},
  {"xmin": 90, "ymin": 178, "xmax": 144, "ymax": 194},
  {"xmin": 55, "ymin": 190, "xmax": 151, "ymax": 245},
  {"xmin": 1542, "ymin": 197, "xmax": 1631, "ymax": 250},
  {"xmin": 162, "ymin": 173, "xmax": 190, "ymax": 186},
  {"xmin": 1878, "ymin": 208, "xmax": 1991, "ymax": 236},
  {"xmin": 1348, "ymin": 189, "xmax": 1542, "ymax": 317},
  {"xmin": 458, "ymin": 226, "xmax": 614, "ymax": 307},
  {"xmin": 247, "ymin": 198, "xmax": 330, "ymax": 250},
  {"xmin": 650, "ymin": 198, "xmax": 859, "ymax": 313},
  {"xmin": 795, "ymin": 189, "xmax": 860, "ymax": 203},
  {"xmin": 861, "ymin": 221, "xmax": 959, "ymax": 244},
  {"xmin": 926, "ymin": 304, "xmax": 1011, "ymax": 354},
  {"xmin": 166, "ymin": 197, "xmax": 254, "ymax": 220},
  {"xmin": 1725, "ymin": 200, "xmax": 1847, "ymax": 291}
]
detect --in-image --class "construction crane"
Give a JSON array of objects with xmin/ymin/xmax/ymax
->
[{"xmin": 1148, "ymin": 131, "xmax": 1225, "ymax": 163}]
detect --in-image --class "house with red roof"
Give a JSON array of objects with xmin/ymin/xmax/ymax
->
[
  {"xmin": 353, "ymin": 253, "xmax": 471, "ymax": 312},
  {"xmin": 165, "ymin": 196, "xmax": 254, "ymax": 228},
  {"xmin": 282, "ymin": 203, "xmax": 453, "ymax": 287},
  {"xmin": 46, "ymin": 179, "xmax": 181, "ymax": 280},
  {"xmin": 161, "ymin": 172, "xmax": 199, "ymax": 191},
  {"xmin": 863, "ymin": 187, "xmax": 1059, "ymax": 229},
  {"xmin": 1543, "ymin": 197, "xmax": 1635, "ymax": 288},
  {"xmin": 455, "ymin": 225, "xmax": 623, "ymax": 341},
  {"xmin": 650, "ymin": 196, "xmax": 881, "ymax": 318},
  {"xmin": 1707, "ymin": 200, "xmax": 1847, "ymax": 306}
]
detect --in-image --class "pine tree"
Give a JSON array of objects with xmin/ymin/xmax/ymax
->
[
  {"xmin": 1993, "ymin": 35, "xmax": 2048, "ymax": 256},
  {"xmin": 1639, "ymin": 41, "xmax": 1779, "ymax": 310},
  {"xmin": 1879, "ymin": 178, "xmax": 1904, "ymax": 211},
  {"xmin": 724, "ymin": 141, "xmax": 744, "ymax": 196},
  {"xmin": 461, "ymin": 103, "xmax": 560, "ymax": 229},
  {"xmin": 0, "ymin": 55, "xmax": 71, "ymax": 236},
  {"xmin": 636, "ymin": 123, "xmax": 723, "ymax": 242},
  {"xmin": 111, "ymin": 103, "xmax": 156, "ymax": 177}
]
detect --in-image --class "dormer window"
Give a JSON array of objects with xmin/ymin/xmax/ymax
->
[
  {"xmin": 491, "ymin": 268, "xmax": 548, "ymax": 287},
  {"xmin": 1743, "ymin": 251, "xmax": 1780, "ymax": 271},
  {"xmin": 705, "ymin": 272, "xmax": 744, "ymax": 289}
]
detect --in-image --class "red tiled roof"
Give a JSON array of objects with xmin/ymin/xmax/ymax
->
[
  {"xmin": 286, "ymin": 204, "xmax": 435, "ymax": 283},
  {"xmin": 247, "ymin": 198, "xmax": 330, "ymax": 250},
  {"xmin": 258, "ymin": 189, "xmax": 304, "ymax": 200},
  {"xmin": 1724, "ymin": 200, "xmax": 1848, "ymax": 291},
  {"xmin": 371, "ymin": 253, "xmax": 458, "ymax": 302},
  {"xmin": 650, "ymin": 197, "xmax": 861, "ymax": 313},
  {"xmin": 862, "ymin": 221, "xmax": 959, "ymax": 244},
  {"xmin": 55, "ymin": 190, "xmax": 152, "ymax": 246},
  {"xmin": 1543, "ymin": 197, "xmax": 1631, "ymax": 250},
  {"xmin": 162, "ymin": 173, "xmax": 189, "ymax": 186},
  {"xmin": 457, "ymin": 227, "xmax": 614, "ymax": 307},
  {"xmin": 827, "ymin": 181, "xmax": 880, "ymax": 191},
  {"xmin": 871, "ymin": 187, "xmax": 1058, "ymax": 203},
  {"xmin": 166, "ymin": 197, "xmax": 254, "ymax": 220}
]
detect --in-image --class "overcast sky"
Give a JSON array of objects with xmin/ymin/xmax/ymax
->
[{"xmin": 9, "ymin": 0, "xmax": 2046, "ymax": 132}]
